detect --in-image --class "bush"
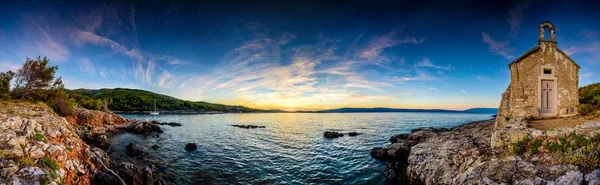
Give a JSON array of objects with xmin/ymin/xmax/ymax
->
[
  {"xmin": 568, "ymin": 143, "xmax": 600, "ymax": 172},
  {"xmin": 511, "ymin": 140, "xmax": 525, "ymax": 155},
  {"xmin": 38, "ymin": 157, "xmax": 59, "ymax": 170},
  {"xmin": 81, "ymin": 99, "xmax": 103, "ymax": 110},
  {"xmin": 66, "ymin": 146, "xmax": 73, "ymax": 152},
  {"xmin": 578, "ymin": 104, "xmax": 595, "ymax": 116}
]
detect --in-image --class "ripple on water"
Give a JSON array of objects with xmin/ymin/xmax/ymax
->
[{"xmin": 113, "ymin": 112, "xmax": 494, "ymax": 185}]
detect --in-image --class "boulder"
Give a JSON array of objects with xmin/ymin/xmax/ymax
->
[
  {"xmin": 370, "ymin": 147, "xmax": 388, "ymax": 159},
  {"xmin": 585, "ymin": 170, "xmax": 600, "ymax": 185},
  {"xmin": 390, "ymin": 133, "xmax": 410, "ymax": 143},
  {"xmin": 151, "ymin": 145, "xmax": 159, "ymax": 150},
  {"xmin": 185, "ymin": 143, "xmax": 197, "ymax": 151},
  {"xmin": 555, "ymin": 171, "xmax": 583, "ymax": 185},
  {"xmin": 323, "ymin": 131, "xmax": 344, "ymax": 138},
  {"xmin": 127, "ymin": 143, "xmax": 143, "ymax": 157}
]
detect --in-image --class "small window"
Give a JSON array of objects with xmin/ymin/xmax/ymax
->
[{"xmin": 543, "ymin": 68, "xmax": 552, "ymax": 74}]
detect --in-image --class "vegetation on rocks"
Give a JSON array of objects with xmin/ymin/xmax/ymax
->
[
  {"xmin": 37, "ymin": 157, "xmax": 59, "ymax": 170},
  {"xmin": 578, "ymin": 82, "xmax": 600, "ymax": 116},
  {"xmin": 509, "ymin": 132, "xmax": 600, "ymax": 173}
]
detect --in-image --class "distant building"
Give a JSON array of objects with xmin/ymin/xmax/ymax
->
[{"xmin": 495, "ymin": 21, "xmax": 580, "ymax": 129}]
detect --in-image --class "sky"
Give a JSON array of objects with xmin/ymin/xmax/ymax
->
[{"xmin": 1, "ymin": 0, "xmax": 600, "ymax": 111}]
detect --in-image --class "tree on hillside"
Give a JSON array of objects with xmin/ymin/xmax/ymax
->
[
  {"xmin": 12, "ymin": 56, "xmax": 62, "ymax": 100},
  {"xmin": 0, "ymin": 70, "xmax": 15, "ymax": 99}
]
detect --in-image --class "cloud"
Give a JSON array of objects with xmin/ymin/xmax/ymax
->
[
  {"xmin": 476, "ymin": 76, "xmax": 490, "ymax": 81},
  {"xmin": 507, "ymin": 1, "xmax": 529, "ymax": 38},
  {"xmin": 78, "ymin": 58, "xmax": 96, "ymax": 76},
  {"xmin": 0, "ymin": 62, "xmax": 20, "ymax": 72},
  {"xmin": 421, "ymin": 85, "xmax": 439, "ymax": 91},
  {"xmin": 482, "ymin": 32, "xmax": 514, "ymax": 60},
  {"xmin": 415, "ymin": 57, "xmax": 454, "ymax": 70},
  {"xmin": 360, "ymin": 30, "xmax": 425, "ymax": 59},
  {"xmin": 461, "ymin": 89, "xmax": 466, "ymax": 94},
  {"xmin": 20, "ymin": 14, "xmax": 70, "ymax": 62},
  {"xmin": 157, "ymin": 70, "xmax": 175, "ymax": 88},
  {"xmin": 392, "ymin": 70, "xmax": 439, "ymax": 82}
]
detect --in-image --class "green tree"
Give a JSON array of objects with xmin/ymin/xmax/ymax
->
[
  {"xmin": 0, "ymin": 70, "xmax": 15, "ymax": 98},
  {"xmin": 12, "ymin": 57, "xmax": 61, "ymax": 100}
]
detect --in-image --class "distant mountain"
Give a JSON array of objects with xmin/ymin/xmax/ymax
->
[
  {"xmin": 317, "ymin": 107, "xmax": 498, "ymax": 114},
  {"xmin": 66, "ymin": 88, "xmax": 272, "ymax": 113},
  {"xmin": 462, "ymin": 108, "xmax": 499, "ymax": 114}
]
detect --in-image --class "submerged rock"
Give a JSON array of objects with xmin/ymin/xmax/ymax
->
[
  {"xmin": 127, "ymin": 143, "xmax": 142, "ymax": 156},
  {"xmin": 231, "ymin": 125, "xmax": 265, "ymax": 129},
  {"xmin": 150, "ymin": 120, "xmax": 182, "ymax": 127},
  {"xmin": 348, "ymin": 132, "xmax": 360, "ymax": 136},
  {"xmin": 185, "ymin": 143, "xmax": 197, "ymax": 151},
  {"xmin": 151, "ymin": 145, "xmax": 159, "ymax": 150},
  {"xmin": 323, "ymin": 131, "xmax": 344, "ymax": 138}
]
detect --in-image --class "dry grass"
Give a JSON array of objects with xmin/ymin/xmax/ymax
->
[{"xmin": 530, "ymin": 116, "xmax": 600, "ymax": 130}]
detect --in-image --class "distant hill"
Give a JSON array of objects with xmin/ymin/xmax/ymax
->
[
  {"xmin": 66, "ymin": 88, "xmax": 271, "ymax": 113},
  {"xmin": 317, "ymin": 107, "xmax": 498, "ymax": 114},
  {"xmin": 462, "ymin": 108, "xmax": 499, "ymax": 114}
]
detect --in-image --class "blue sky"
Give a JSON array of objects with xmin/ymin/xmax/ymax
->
[{"xmin": 0, "ymin": 0, "xmax": 599, "ymax": 111}]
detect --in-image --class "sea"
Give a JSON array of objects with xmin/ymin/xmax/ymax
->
[{"xmin": 110, "ymin": 112, "xmax": 495, "ymax": 185}]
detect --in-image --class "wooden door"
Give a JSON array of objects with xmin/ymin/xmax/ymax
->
[{"xmin": 541, "ymin": 80, "xmax": 554, "ymax": 114}]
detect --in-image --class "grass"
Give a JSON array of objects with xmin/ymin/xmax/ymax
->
[
  {"xmin": 38, "ymin": 157, "xmax": 59, "ymax": 170},
  {"xmin": 33, "ymin": 133, "xmax": 46, "ymax": 142},
  {"xmin": 16, "ymin": 158, "xmax": 34, "ymax": 168}
]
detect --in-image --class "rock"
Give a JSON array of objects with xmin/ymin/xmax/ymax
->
[
  {"xmin": 390, "ymin": 133, "xmax": 410, "ymax": 143},
  {"xmin": 555, "ymin": 171, "xmax": 583, "ymax": 185},
  {"xmin": 185, "ymin": 143, "xmax": 197, "ymax": 151},
  {"xmin": 0, "ymin": 117, "xmax": 22, "ymax": 130},
  {"xmin": 348, "ymin": 132, "xmax": 360, "ymax": 136},
  {"xmin": 115, "ymin": 162, "xmax": 162, "ymax": 185},
  {"xmin": 323, "ymin": 131, "xmax": 344, "ymax": 138},
  {"xmin": 12, "ymin": 166, "xmax": 45, "ymax": 183},
  {"xmin": 585, "ymin": 170, "xmax": 600, "ymax": 185},
  {"xmin": 151, "ymin": 145, "xmax": 159, "ymax": 150},
  {"xmin": 151, "ymin": 121, "xmax": 182, "ymax": 127},
  {"xmin": 27, "ymin": 145, "xmax": 45, "ymax": 159},
  {"xmin": 126, "ymin": 120, "xmax": 163, "ymax": 134},
  {"xmin": 370, "ymin": 147, "xmax": 388, "ymax": 159},
  {"xmin": 387, "ymin": 142, "xmax": 413, "ymax": 160},
  {"xmin": 127, "ymin": 143, "xmax": 143, "ymax": 156},
  {"xmin": 231, "ymin": 125, "xmax": 265, "ymax": 129}
]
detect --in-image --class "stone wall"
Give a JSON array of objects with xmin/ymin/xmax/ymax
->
[{"xmin": 494, "ymin": 42, "xmax": 579, "ymax": 131}]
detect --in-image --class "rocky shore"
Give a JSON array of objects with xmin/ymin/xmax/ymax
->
[
  {"xmin": 372, "ymin": 119, "xmax": 600, "ymax": 185},
  {"xmin": 0, "ymin": 101, "xmax": 172, "ymax": 185}
]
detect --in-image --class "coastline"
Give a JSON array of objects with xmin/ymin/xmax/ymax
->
[{"xmin": 371, "ymin": 118, "xmax": 599, "ymax": 184}]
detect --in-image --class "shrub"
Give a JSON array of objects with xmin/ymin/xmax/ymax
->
[
  {"xmin": 33, "ymin": 133, "xmax": 46, "ymax": 142},
  {"xmin": 568, "ymin": 143, "xmax": 600, "ymax": 172},
  {"xmin": 511, "ymin": 140, "xmax": 525, "ymax": 155},
  {"xmin": 530, "ymin": 139, "xmax": 542, "ymax": 154},
  {"xmin": 578, "ymin": 104, "xmax": 595, "ymax": 116},
  {"xmin": 66, "ymin": 146, "xmax": 73, "ymax": 152},
  {"xmin": 81, "ymin": 99, "xmax": 103, "ymax": 110},
  {"xmin": 16, "ymin": 158, "xmax": 34, "ymax": 167},
  {"xmin": 38, "ymin": 157, "xmax": 59, "ymax": 170}
]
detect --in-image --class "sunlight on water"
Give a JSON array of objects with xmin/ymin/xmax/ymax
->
[{"xmin": 111, "ymin": 113, "xmax": 494, "ymax": 184}]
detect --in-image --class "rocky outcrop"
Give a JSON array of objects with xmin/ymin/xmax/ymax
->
[
  {"xmin": 323, "ymin": 131, "xmax": 344, "ymax": 138},
  {"xmin": 150, "ymin": 120, "xmax": 182, "ymax": 127},
  {"xmin": 126, "ymin": 120, "xmax": 163, "ymax": 134},
  {"xmin": 231, "ymin": 125, "xmax": 265, "ymax": 129},
  {"xmin": 372, "ymin": 119, "xmax": 600, "ymax": 185},
  {"xmin": 0, "ymin": 101, "xmax": 163, "ymax": 185}
]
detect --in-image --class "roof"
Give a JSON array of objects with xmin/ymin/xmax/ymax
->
[{"xmin": 508, "ymin": 45, "xmax": 580, "ymax": 68}]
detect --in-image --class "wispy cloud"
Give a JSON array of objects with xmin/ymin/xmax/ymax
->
[
  {"xmin": 481, "ymin": 32, "xmax": 514, "ymax": 60},
  {"xmin": 20, "ymin": 14, "xmax": 70, "ymax": 62},
  {"xmin": 415, "ymin": 57, "xmax": 454, "ymax": 70},
  {"xmin": 507, "ymin": 1, "xmax": 529, "ymax": 38},
  {"xmin": 476, "ymin": 75, "xmax": 490, "ymax": 81},
  {"xmin": 360, "ymin": 30, "xmax": 425, "ymax": 59},
  {"xmin": 461, "ymin": 89, "xmax": 466, "ymax": 94},
  {"xmin": 78, "ymin": 58, "xmax": 96, "ymax": 76}
]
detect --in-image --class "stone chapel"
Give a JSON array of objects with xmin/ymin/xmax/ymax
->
[{"xmin": 494, "ymin": 21, "xmax": 580, "ymax": 130}]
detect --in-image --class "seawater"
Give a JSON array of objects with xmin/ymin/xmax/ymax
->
[{"xmin": 110, "ymin": 112, "xmax": 494, "ymax": 185}]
